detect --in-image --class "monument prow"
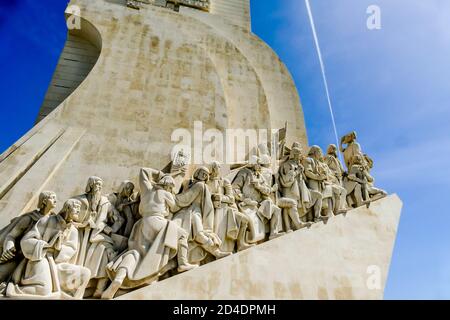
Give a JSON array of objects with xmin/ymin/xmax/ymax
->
[{"xmin": 118, "ymin": 195, "xmax": 402, "ymax": 300}]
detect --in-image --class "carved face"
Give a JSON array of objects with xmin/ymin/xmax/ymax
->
[
  {"xmin": 123, "ymin": 182, "xmax": 134, "ymax": 197},
  {"xmin": 327, "ymin": 144, "xmax": 337, "ymax": 155},
  {"xmin": 213, "ymin": 200, "xmax": 221, "ymax": 209},
  {"xmin": 212, "ymin": 194, "xmax": 221, "ymax": 209},
  {"xmin": 197, "ymin": 170, "xmax": 209, "ymax": 182},
  {"xmin": 44, "ymin": 193, "xmax": 57, "ymax": 211},
  {"xmin": 210, "ymin": 162, "xmax": 221, "ymax": 177},
  {"xmin": 291, "ymin": 148, "xmax": 302, "ymax": 160},
  {"xmin": 68, "ymin": 201, "xmax": 81, "ymax": 222},
  {"xmin": 309, "ymin": 146, "xmax": 323, "ymax": 160},
  {"xmin": 317, "ymin": 149, "xmax": 323, "ymax": 160},
  {"xmin": 163, "ymin": 184, "xmax": 174, "ymax": 193},
  {"xmin": 92, "ymin": 179, "xmax": 103, "ymax": 193}
]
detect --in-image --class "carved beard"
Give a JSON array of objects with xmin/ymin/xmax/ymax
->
[{"xmin": 88, "ymin": 189, "xmax": 102, "ymax": 212}]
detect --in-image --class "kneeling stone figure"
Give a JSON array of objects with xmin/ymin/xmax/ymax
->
[
  {"xmin": 6, "ymin": 199, "xmax": 91, "ymax": 299},
  {"xmin": 101, "ymin": 169, "xmax": 197, "ymax": 300}
]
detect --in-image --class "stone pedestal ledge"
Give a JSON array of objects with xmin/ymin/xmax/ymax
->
[{"xmin": 118, "ymin": 194, "xmax": 402, "ymax": 300}]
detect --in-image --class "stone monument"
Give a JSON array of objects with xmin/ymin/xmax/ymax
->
[{"xmin": 0, "ymin": 0, "xmax": 401, "ymax": 300}]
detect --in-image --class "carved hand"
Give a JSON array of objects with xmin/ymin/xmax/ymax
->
[
  {"xmin": 0, "ymin": 242, "xmax": 16, "ymax": 263},
  {"xmin": 104, "ymin": 226, "xmax": 113, "ymax": 235},
  {"xmin": 106, "ymin": 248, "xmax": 118, "ymax": 261},
  {"xmin": 4, "ymin": 240, "xmax": 15, "ymax": 253},
  {"xmin": 288, "ymin": 170, "xmax": 297, "ymax": 180},
  {"xmin": 45, "ymin": 232, "xmax": 63, "ymax": 249},
  {"xmin": 205, "ymin": 238, "xmax": 215, "ymax": 247},
  {"xmin": 88, "ymin": 218, "xmax": 97, "ymax": 229},
  {"xmin": 243, "ymin": 198, "xmax": 259, "ymax": 207},
  {"xmin": 171, "ymin": 166, "xmax": 187, "ymax": 177}
]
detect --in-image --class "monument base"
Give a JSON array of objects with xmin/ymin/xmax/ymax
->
[{"xmin": 118, "ymin": 194, "xmax": 402, "ymax": 300}]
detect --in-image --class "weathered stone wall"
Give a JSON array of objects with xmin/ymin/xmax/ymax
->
[{"xmin": 210, "ymin": 0, "xmax": 251, "ymax": 31}]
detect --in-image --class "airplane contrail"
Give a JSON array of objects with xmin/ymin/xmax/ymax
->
[{"xmin": 304, "ymin": 0, "xmax": 342, "ymax": 157}]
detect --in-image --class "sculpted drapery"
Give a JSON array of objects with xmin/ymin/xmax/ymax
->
[
  {"xmin": 0, "ymin": 131, "xmax": 387, "ymax": 300},
  {"xmin": 103, "ymin": 168, "xmax": 194, "ymax": 296},
  {"xmin": 6, "ymin": 214, "xmax": 91, "ymax": 299}
]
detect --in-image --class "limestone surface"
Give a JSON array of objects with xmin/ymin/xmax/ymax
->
[
  {"xmin": 118, "ymin": 195, "xmax": 402, "ymax": 300},
  {"xmin": 0, "ymin": 0, "xmax": 307, "ymax": 225}
]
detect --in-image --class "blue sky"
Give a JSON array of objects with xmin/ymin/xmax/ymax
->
[{"xmin": 1, "ymin": 0, "xmax": 450, "ymax": 299}]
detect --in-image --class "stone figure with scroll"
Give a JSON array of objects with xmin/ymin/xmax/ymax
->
[
  {"xmin": 6, "ymin": 199, "xmax": 91, "ymax": 299},
  {"xmin": 173, "ymin": 167, "xmax": 231, "ymax": 264},
  {"xmin": 0, "ymin": 191, "xmax": 57, "ymax": 294},
  {"xmin": 232, "ymin": 159, "xmax": 284, "ymax": 242},
  {"xmin": 101, "ymin": 170, "xmax": 197, "ymax": 300},
  {"xmin": 207, "ymin": 162, "xmax": 254, "ymax": 253}
]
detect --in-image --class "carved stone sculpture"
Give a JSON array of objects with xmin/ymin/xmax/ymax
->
[
  {"xmin": 279, "ymin": 146, "xmax": 322, "ymax": 223},
  {"xmin": 325, "ymin": 144, "xmax": 345, "ymax": 185},
  {"xmin": 320, "ymin": 155, "xmax": 349, "ymax": 215},
  {"xmin": 232, "ymin": 159, "xmax": 284, "ymax": 241},
  {"xmin": 258, "ymin": 154, "xmax": 309, "ymax": 233},
  {"xmin": 73, "ymin": 176, "xmax": 118, "ymax": 298},
  {"xmin": 277, "ymin": 147, "xmax": 310, "ymax": 232},
  {"xmin": 101, "ymin": 170, "xmax": 197, "ymax": 300},
  {"xmin": 0, "ymin": 191, "xmax": 57, "ymax": 294},
  {"xmin": 108, "ymin": 181, "xmax": 140, "ymax": 238},
  {"xmin": 343, "ymin": 155, "xmax": 372, "ymax": 208},
  {"xmin": 207, "ymin": 162, "xmax": 253, "ymax": 253},
  {"xmin": 277, "ymin": 147, "xmax": 314, "ymax": 230},
  {"xmin": 6, "ymin": 199, "xmax": 91, "ymax": 299},
  {"xmin": 173, "ymin": 167, "xmax": 231, "ymax": 264},
  {"xmin": 340, "ymin": 131, "xmax": 364, "ymax": 170},
  {"xmin": 0, "ymin": 128, "xmax": 389, "ymax": 300},
  {"xmin": 348, "ymin": 154, "xmax": 387, "ymax": 204},
  {"xmin": 304, "ymin": 146, "xmax": 339, "ymax": 219}
]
